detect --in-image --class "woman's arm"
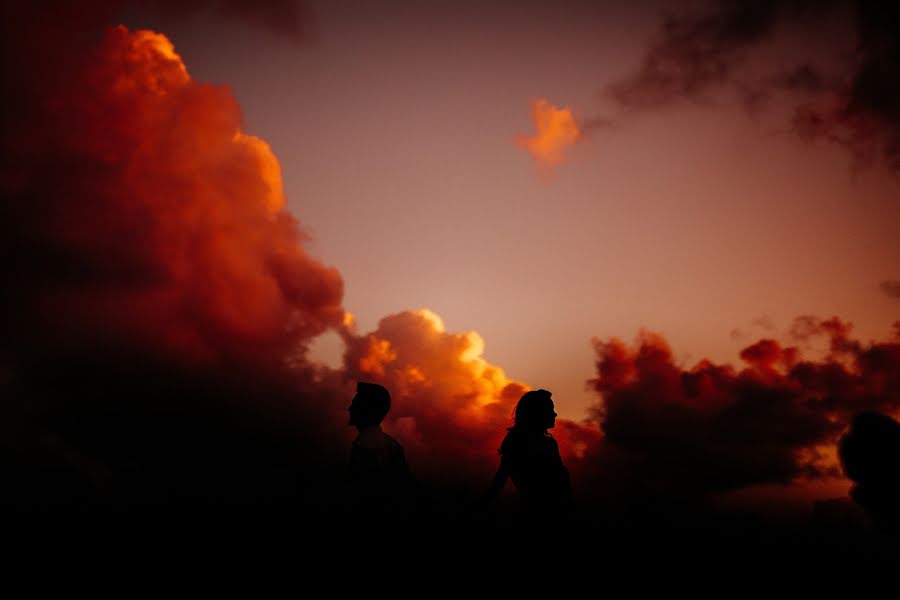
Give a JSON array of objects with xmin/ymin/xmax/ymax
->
[{"xmin": 483, "ymin": 455, "xmax": 510, "ymax": 503}]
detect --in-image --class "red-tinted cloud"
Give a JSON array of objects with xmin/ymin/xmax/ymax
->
[
  {"xmin": 0, "ymin": 10, "xmax": 346, "ymax": 506},
  {"xmin": 2, "ymin": 24, "xmax": 343, "ymax": 365},
  {"xmin": 585, "ymin": 317, "xmax": 900, "ymax": 499}
]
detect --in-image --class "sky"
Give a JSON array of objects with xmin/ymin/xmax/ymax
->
[
  {"xmin": 121, "ymin": 0, "xmax": 899, "ymax": 421},
  {"xmin": 2, "ymin": 0, "xmax": 900, "ymax": 532}
]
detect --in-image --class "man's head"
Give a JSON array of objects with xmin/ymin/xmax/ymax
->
[
  {"xmin": 348, "ymin": 381, "xmax": 392, "ymax": 429},
  {"xmin": 840, "ymin": 411, "xmax": 900, "ymax": 486}
]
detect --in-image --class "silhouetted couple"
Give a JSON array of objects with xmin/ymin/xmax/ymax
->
[{"xmin": 348, "ymin": 382, "xmax": 571, "ymax": 525}]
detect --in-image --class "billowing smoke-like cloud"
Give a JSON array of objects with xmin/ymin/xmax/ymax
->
[
  {"xmin": 881, "ymin": 280, "xmax": 900, "ymax": 300},
  {"xmin": 0, "ymin": 24, "xmax": 345, "ymax": 362},
  {"xmin": 0, "ymin": 9, "xmax": 346, "ymax": 506},
  {"xmin": 609, "ymin": 0, "xmax": 809, "ymax": 109},
  {"xmin": 585, "ymin": 317, "xmax": 900, "ymax": 499},
  {"xmin": 609, "ymin": 0, "xmax": 900, "ymax": 172},
  {"xmin": 516, "ymin": 99, "xmax": 581, "ymax": 169},
  {"xmin": 342, "ymin": 309, "xmax": 600, "ymax": 484}
]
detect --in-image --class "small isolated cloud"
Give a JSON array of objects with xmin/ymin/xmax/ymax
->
[{"xmin": 516, "ymin": 99, "xmax": 581, "ymax": 170}]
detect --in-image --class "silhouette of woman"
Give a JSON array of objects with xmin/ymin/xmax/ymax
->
[{"xmin": 485, "ymin": 389, "xmax": 572, "ymax": 523}]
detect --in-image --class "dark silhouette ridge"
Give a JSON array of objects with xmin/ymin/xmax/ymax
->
[
  {"xmin": 484, "ymin": 389, "xmax": 572, "ymax": 525},
  {"xmin": 346, "ymin": 381, "xmax": 417, "ymax": 524},
  {"xmin": 839, "ymin": 411, "xmax": 900, "ymax": 535}
]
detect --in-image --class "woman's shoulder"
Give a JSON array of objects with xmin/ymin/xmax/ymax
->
[
  {"xmin": 501, "ymin": 428, "xmax": 554, "ymax": 454},
  {"xmin": 499, "ymin": 429, "xmax": 522, "ymax": 454}
]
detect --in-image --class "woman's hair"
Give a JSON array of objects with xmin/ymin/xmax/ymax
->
[
  {"xmin": 512, "ymin": 389, "xmax": 553, "ymax": 429},
  {"xmin": 500, "ymin": 389, "xmax": 554, "ymax": 455}
]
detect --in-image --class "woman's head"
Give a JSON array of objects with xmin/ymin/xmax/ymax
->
[{"xmin": 513, "ymin": 389, "xmax": 556, "ymax": 431}]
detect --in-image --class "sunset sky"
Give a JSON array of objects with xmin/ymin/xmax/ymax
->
[
  {"xmin": 121, "ymin": 0, "xmax": 899, "ymax": 421},
  {"xmin": 2, "ymin": 0, "xmax": 899, "ymax": 524}
]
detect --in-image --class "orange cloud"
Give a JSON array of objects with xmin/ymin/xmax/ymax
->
[
  {"xmin": 342, "ymin": 309, "xmax": 599, "ymax": 480},
  {"xmin": 2, "ymin": 25, "xmax": 344, "ymax": 367},
  {"xmin": 0, "ymin": 21, "xmax": 348, "ymax": 505},
  {"xmin": 516, "ymin": 98, "xmax": 581, "ymax": 168}
]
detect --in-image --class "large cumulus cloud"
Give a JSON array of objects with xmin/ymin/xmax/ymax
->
[
  {"xmin": 0, "ymin": 8, "xmax": 346, "ymax": 508},
  {"xmin": 342, "ymin": 309, "xmax": 600, "ymax": 486}
]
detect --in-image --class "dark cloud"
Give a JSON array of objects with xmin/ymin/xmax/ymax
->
[
  {"xmin": 608, "ymin": 0, "xmax": 822, "ymax": 109},
  {"xmin": 609, "ymin": 0, "xmax": 900, "ymax": 172},
  {"xmin": 771, "ymin": 63, "xmax": 833, "ymax": 95},
  {"xmin": 584, "ymin": 318, "xmax": 900, "ymax": 500}
]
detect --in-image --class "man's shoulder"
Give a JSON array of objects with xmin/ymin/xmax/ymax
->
[
  {"xmin": 355, "ymin": 427, "xmax": 403, "ymax": 451},
  {"xmin": 382, "ymin": 432, "xmax": 405, "ymax": 453}
]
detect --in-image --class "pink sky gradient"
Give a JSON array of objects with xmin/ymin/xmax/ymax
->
[{"xmin": 123, "ymin": 0, "xmax": 900, "ymax": 420}]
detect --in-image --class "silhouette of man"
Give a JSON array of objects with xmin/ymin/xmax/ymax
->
[
  {"xmin": 839, "ymin": 411, "xmax": 900, "ymax": 535},
  {"xmin": 485, "ymin": 389, "xmax": 572, "ymax": 525},
  {"xmin": 347, "ymin": 382, "xmax": 413, "ymax": 520}
]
